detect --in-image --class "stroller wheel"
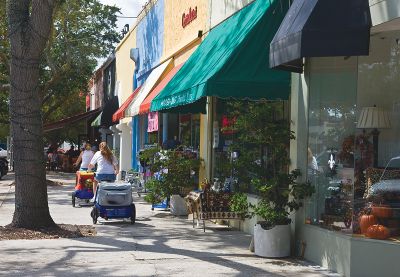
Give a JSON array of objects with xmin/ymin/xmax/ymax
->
[
  {"xmin": 72, "ymin": 192, "xmax": 76, "ymax": 207},
  {"xmin": 130, "ymin": 204, "xmax": 136, "ymax": 224},
  {"xmin": 91, "ymin": 207, "xmax": 99, "ymax": 224}
]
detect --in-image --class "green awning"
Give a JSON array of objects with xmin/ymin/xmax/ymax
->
[
  {"xmin": 91, "ymin": 112, "xmax": 102, "ymax": 127},
  {"xmin": 151, "ymin": 0, "xmax": 290, "ymax": 113}
]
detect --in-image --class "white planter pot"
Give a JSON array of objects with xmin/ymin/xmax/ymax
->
[
  {"xmin": 254, "ymin": 223, "xmax": 291, "ymax": 258},
  {"xmin": 170, "ymin": 195, "xmax": 188, "ymax": 216}
]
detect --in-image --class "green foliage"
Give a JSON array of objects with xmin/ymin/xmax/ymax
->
[
  {"xmin": 142, "ymin": 147, "xmax": 202, "ymax": 204},
  {"xmin": 227, "ymin": 101, "xmax": 314, "ymax": 227},
  {"xmin": 0, "ymin": 0, "xmax": 9, "ymax": 127},
  {"xmin": 144, "ymin": 178, "xmax": 165, "ymax": 206},
  {"xmin": 248, "ymin": 170, "xmax": 315, "ymax": 227},
  {"xmin": 0, "ymin": 0, "xmax": 120, "ymax": 142},
  {"xmin": 229, "ymin": 192, "xmax": 249, "ymax": 218}
]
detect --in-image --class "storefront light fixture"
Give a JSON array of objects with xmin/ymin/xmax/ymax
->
[{"xmin": 357, "ymin": 105, "xmax": 391, "ymax": 167}]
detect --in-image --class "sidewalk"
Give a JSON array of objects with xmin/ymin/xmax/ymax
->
[{"xmin": 0, "ymin": 173, "xmax": 341, "ymax": 277}]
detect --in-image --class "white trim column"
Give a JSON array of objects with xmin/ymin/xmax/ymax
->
[{"xmin": 116, "ymin": 120, "xmax": 133, "ymax": 179}]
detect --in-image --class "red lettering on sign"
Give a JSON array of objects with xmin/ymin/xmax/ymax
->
[{"xmin": 182, "ymin": 6, "xmax": 197, "ymax": 28}]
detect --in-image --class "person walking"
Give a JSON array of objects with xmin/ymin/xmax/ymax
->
[
  {"xmin": 88, "ymin": 142, "xmax": 119, "ymax": 198},
  {"xmin": 73, "ymin": 143, "xmax": 94, "ymax": 171}
]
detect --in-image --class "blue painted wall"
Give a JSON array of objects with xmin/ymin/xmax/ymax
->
[
  {"xmin": 132, "ymin": 116, "xmax": 139, "ymax": 170},
  {"xmin": 136, "ymin": 0, "xmax": 164, "ymax": 86},
  {"xmin": 132, "ymin": 0, "xmax": 164, "ymax": 169}
]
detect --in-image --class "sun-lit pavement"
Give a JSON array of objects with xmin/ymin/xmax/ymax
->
[{"xmin": 0, "ymin": 172, "xmax": 341, "ymax": 277}]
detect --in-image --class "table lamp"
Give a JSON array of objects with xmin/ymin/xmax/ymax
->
[{"xmin": 356, "ymin": 105, "xmax": 391, "ymax": 167}]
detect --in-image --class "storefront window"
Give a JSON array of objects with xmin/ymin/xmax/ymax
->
[
  {"xmin": 306, "ymin": 30, "xmax": 400, "ymax": 241},
  {"xmin": 212, "ymin": 99, "xmax": 289, "ymax": 194},
  {"xmin": 179, "ymin": 114, "xmax": 200, "ymax": 150},
  {"xmin": 355, "ymin": 31, "xmax": 400, "ymax": 241},
  {"xmin": 305, "ymin": 57, "xmax": 358, "ymax": 231}
]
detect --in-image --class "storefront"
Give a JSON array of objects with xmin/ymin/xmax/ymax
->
[
  {"xmin": 113, "ymin": 20, "xmax": 138, "ymax": 174},
  {"xmin": 271, "ymin": 0, "xmax": 400, "ymax": 276},
  {"xmin": 89, "ymin": 55, "xmax": 119, "ymax": 149},
  {"xmin": 151, "ymin": 0, "xmax": 291, "ymax": 200}
]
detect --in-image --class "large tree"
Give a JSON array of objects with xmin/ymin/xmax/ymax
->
[
  {"xmin": 6, "ymin": 0, "xmax": 119, "ymax": 228},
  {"xmin": 2, "ymin": 0, "xmax": 119, "ymax": 142},
  {"xmin": 7, "ymin": 0, "xmax": 59, "ymax": 228}
]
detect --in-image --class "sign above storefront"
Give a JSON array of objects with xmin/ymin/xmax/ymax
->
[
  {"xmin": 182, "ymin": 7, "xmax": 197, "ymax": 28},
  {"xmin": 148, "ymin": 112, "xmax": 159, "ymax": 132}
]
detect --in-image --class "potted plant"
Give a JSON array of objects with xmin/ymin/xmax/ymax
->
[
  {"xmin": 143, "ymin": 147, "xmax": 201, "ymax": 215},
  {"xmin": 226, "ymin": 100, "xmax": 314, "ymax": 257}
]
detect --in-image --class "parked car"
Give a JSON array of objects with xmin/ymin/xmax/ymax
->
[{"xmin": 0, "ymin": 147, "xmax": 7, "ymax": 158}]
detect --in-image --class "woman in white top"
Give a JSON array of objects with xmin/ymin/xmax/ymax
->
[
  {"xmin": 88, "ymin": 142, "xmax": 119, "ymax": 194},
  {"xmin": 73, "ymin": 143, "xmax": 94, "ymax": 171}
]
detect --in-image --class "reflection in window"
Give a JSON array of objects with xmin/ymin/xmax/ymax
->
[
  {"xmin": 305, "ymin": 57, "xmax": 357, "ymax": 231},
  {"xmin": 306, "ymin": 31, "xmax": 400, "ymax": 242},
  {"xmin": 355, "ymin": 32, "xmax": 400, "ymax": 241}
]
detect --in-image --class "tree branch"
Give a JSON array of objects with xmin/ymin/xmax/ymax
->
[
  {"xmin": 42, "ymin": 96, "xmax": 68, "ymax": 122},
  {"xmin": 41, "ymin": 62, "xmax": 71, "ymax": 103}
]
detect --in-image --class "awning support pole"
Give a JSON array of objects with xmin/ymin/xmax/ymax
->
[{"xmin": 206, "ymin": 96, "xmax": 215, "ymax": 181}]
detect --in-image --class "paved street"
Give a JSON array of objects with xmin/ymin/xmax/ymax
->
[{"xmin": 0, "ymin": 173, "xmax": 340, "ymax": 277}]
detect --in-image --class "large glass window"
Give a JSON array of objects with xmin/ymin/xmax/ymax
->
[
  {"xmin": 179, "ymin": 114, "xmax": 200, "ymax": 151},
  {"xmin": 306, "ymin": 30, "xmax": 400, "ymax": 241},
  {"xmin": 355, "ymin": 31, "xmax": 400, "ymax": 241},
  {"xmin": 305, "ymin": 57, "xmax": 358, "ymax": 231}
]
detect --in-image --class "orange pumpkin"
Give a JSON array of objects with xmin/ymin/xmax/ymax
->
[
  {"xmin": 359, "ymin": 214, "xmax": 377, "ymax": 234},
  {"xmin": 371, "ymin": 205, "xmax": 393, "ymax": 218},
  {"xmin": 366, "ymin": 224, "xmax": 390, "ymax": 240}
]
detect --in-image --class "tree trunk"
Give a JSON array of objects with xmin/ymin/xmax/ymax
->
[{"xmin": 7, "ymin": 0, "xmax": 57, "ymax": 228}]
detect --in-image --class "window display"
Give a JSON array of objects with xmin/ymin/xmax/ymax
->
[
  {"xmin": 305, "ymin": 56, "xmax": 357, "ymax": 231},
  {"xmin": 355, "ymin": 31, "xmax": 400, "ymax": 241},
  {"xmin": 306, "ymin": 30, "xmax": 400, "ymax": 242}
]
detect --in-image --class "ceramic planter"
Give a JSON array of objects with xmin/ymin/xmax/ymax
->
[
  {"xmin": 170, "ymin": 194, "xmax": 188, "ymax": 216},
  {"xmin": 254, "ymin": 223, "xmax": 291, "ymax": 257}
]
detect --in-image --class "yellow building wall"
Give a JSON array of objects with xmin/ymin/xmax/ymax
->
[
  {"xmin": 163, "ymin": 0, "xmax": 210, "ymax": 187},
  {"xmin": 163, "ymin": 0, "xmax": 209, "ymax": 59},
  {"xmin": 115, "ymin": 28, "xmax": 137, "ymax": 103}
]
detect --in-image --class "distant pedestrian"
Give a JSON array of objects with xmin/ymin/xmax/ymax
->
[
  {"xmin": 49, "ymin": 150, "xmax": 59, "ymax": 171},
  {"xmin": 74, "ymin": 143, "xmax": 94, "ymax": 171}
]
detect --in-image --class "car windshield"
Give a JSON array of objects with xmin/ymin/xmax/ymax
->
[{"xmin": 380, "ymin": 156, "xmax": 400, "ymax": 181}]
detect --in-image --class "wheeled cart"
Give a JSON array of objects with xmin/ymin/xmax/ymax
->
[{"xmin": 90, "ymin": 182, "xmax": 136, "ymax": 224}]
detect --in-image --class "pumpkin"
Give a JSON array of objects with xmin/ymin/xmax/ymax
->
[
  {"xmin": 359, "ymin": 214, "xmax": 377, "ymax": 234},
  {"xmin": 366, "ymin": 224, "xmax": 390, "ymax": 240},
  {"xmin": 371, "ymin": 205, "xmax": 393, "ymax": 218}
]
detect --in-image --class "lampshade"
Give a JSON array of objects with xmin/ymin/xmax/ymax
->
[{"xmin": 356, "ymin": 106, "xmax": 391, "ymax": 129}]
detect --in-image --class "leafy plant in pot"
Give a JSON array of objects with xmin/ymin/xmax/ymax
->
[
  {"xmin": 226, "ymin": 100, "xmax": 314, "ymax": 257},
  {"xmin": 143, "ymin": 147, "xmax": 201, "ymax": 215}
]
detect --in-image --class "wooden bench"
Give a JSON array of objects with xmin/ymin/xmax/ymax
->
[{"xmin": 186, "ymin": 190, "xmax": 242, "ymax": 232}]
